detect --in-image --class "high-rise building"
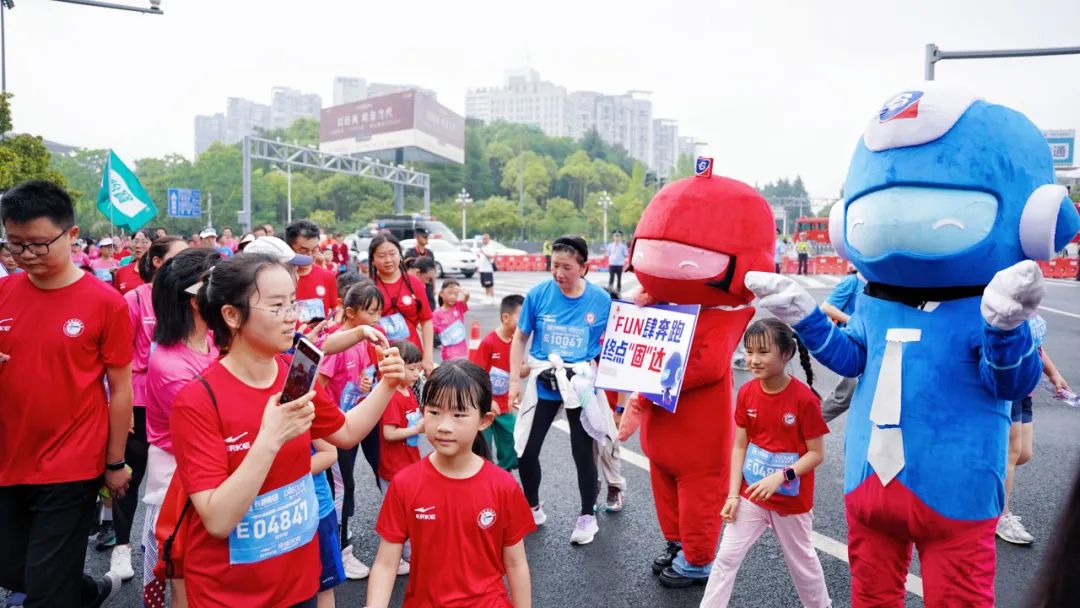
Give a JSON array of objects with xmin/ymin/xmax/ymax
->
[
  {"xmin": 224, "ymin": 97, "xmax": 272, "ymax": 144},
  {"xmin": 569, "ymin": 91, "xmax": 653, "ymax": 167},
  {"xmin": 368, "ymin": 82, "xmax": 436, "ymax": 100},
  {"xmin": 194, "ymin": 113, "xmax": 227, "ymax": 157},
  {"xmin": 466, "ymin": 69, "xmax": 569, "ymax": 138},
  {"xmin": 334, "ymin": 77, "xmax": 368, "ymax": 106},
  {"xmin": 678, "ymin": 136, "xmax": 705, "ymax": 164},
  {"xmin": 652, "ymin": 119, "xmax": 679, "ymax": 178},
  {"xmin": 271, "ymin": 87, "xmax": 322, "ymax": 130}
]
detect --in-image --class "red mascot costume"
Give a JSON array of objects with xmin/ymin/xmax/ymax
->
[{"xmin": 620, "ymin": 166, "xmax": 774, "ymax": 587}]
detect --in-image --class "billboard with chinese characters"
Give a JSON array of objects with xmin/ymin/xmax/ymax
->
[
  {"xmin": 1043, "ymin": 129, "xmax": 1075, "ymax": 167},
  {"xmin": 595, "ymin": 301, "xmax": 701, "ymax": 413},
  {"xmin": 320, "ymin": 90, "xmax": 465, "ymax": 164}
]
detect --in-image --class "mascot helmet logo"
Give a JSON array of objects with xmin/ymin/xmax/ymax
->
[{"xmin": 879, "ymin": 91, "xmax": 923, "ymax": 122}]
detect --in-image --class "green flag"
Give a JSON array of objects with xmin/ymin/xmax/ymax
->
[{"xmin": 96, "ymin": 150, "xmax": 157, "ymax": 231}]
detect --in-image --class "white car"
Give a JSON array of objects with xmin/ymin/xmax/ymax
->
[
  {"xmin": 459, "ymin": 237, "xmax": 528, "ymax": 257},
  {"xmin": 400, "ymin": 238, "xmax": 477, "ymax": 278}
]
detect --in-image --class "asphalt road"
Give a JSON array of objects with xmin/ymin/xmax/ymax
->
[{"xmin": 10, "ymin": 271, "xmax": 1079, "ymax": 608}]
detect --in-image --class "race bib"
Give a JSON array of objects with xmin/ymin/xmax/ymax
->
[
  {"xmin": 297, "ymin": 298, "xmax": 325, "ymax": 323},
  {"xmin": 439, "ymin": 319, "xmax": 467, "ymax": 346},
  {"xmin": 339, "ymin": 381, "xmax": 362, "ymax": 413},
  {"xmin": 94, "ymin": 268, "xmax": 113, "ymax": 282},
  {"xmin": 405, "ymin": 409, "xmax": 423, "ymax": 447},
  {"xmin": 379, "ymin": 313, "xmax": 410, "ymax": 341},
  {"xmin": 742, "ymin": 443, "xmax": 800, "ymax": 497},
  {"xmin": 229, "ymin": 475, "xmax": 319, "ymax": 565},
  {"xmin": 540, "ymin": 323, "xmax": 588, "ymax": 360},
  {"xmin": 489, "ymin": 367, "xmax": 511, "ymax": 396}
]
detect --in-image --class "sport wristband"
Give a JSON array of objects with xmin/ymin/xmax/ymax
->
[{"xmin": 105, "ymin": 460, "xmax": 127, "ymax": 472}]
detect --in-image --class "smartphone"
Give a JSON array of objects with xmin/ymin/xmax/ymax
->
[{"xmin": 282, "ymin": 336, "xmax": 324, "ymax": 404}]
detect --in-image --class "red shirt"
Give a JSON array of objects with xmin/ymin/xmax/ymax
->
[
  {"xmin": 331, "ymin": 242, "xmax": 349, "ymax": 266},
  {"xmin": 378, "ymin": 389, "xmax": 421, "ymax": 481},
  {"xmin": 113, "ymin": 261, "xmax": 144, "ymax": 295},
  {"xmin": 375, "ymin": 274, "xmax": 433, "ymax": 351},
  {"xmin": 171, "ymin": 359, "xmax": 346, "ymax": 607},
  {"xmin": 376, "ymin": 457, "xmax": 536, "ymax": 608},
  {"xmin": 0, "ymin": 273, "xmax": 133, "ymax": 485},
  {"xmin": 735, "ymin": 378, "xmax": 828, "ymax": 515},
  {"xmin": 470, "ymin": 331, "xmax": 512, "ymax": 412},
  {"xmin": 296, "ymin": 265, "xmax": 339, "ymax": 319}
]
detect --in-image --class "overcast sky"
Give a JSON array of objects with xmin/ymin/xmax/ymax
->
[{"xmin": 7, "ymin": 0, "xmax": 1080, "ymax": 199}]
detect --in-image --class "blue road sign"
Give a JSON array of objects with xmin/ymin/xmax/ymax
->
[{"xmin": 167, "ymin": 188, "xmax": 201, "ymax": 218}]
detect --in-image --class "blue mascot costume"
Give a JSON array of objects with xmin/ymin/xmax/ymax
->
[{"xmin": 746, "ymin": 85, "xmax": 1080, "ymax": 607}]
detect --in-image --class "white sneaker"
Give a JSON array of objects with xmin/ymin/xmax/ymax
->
[
  {"xmin": 108, "ymin": 544, "xmax": 134, "ymax": 581},
  {"xmin": 570, "ymin": 514, "xmax": 599, "ymax": 545},
  {"xmin": 531, "ymin": 504, "xmax": 547, "ymax": 526},
  {"xmin": 996, "ymin": 512, "xmax": 1034, "ymax": 544},
  {"xmin": 397, "ymin": 558, "xmax": 411, "ymax": 576},
  {"xmin": 341, "ymin": 548, "xmax": 370, "ymax": 580}
]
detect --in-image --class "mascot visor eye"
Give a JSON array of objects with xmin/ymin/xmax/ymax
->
[
  {"xmin": 630, "ymin": 238, "xmax": 731, "ymax": 281},
  {"xmin": 845, "ymin": 186, "xmax": 997, "ymax": 259}
]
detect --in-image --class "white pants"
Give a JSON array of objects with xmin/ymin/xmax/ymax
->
[
  {"xmin": 699, "ymin": 498, "xmax": 831, "ymax": 608},
  {"xmin": 594, "ymin": 436, "xmax": 625, "ymax": 492}
]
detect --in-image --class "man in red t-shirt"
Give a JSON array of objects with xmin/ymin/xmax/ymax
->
[
  {"xmin": 287, "ymin": 220, "xmax": 339, "ymax": 322},
  {"xmin": 0, "ymin": 181, "xmax": 133, "ymax": 605}
]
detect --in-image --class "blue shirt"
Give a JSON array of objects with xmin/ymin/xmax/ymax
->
[
  {"xmin": 825, "ymin": 274, "xmax": 866, "ymax": 317},
  {"xmin": 606, "ymin": 242, "xmax": 629, "ymax": 266},
  {"xmin": 520, "ymin": 279, "xmax": 611, "ymax": 401},
  {"xmin": 216, "ymin": 246, "xmax": 234, "ymax": 258},
  {"xmin": 311, "ymin": 446, "xmax": 334, "ymax": 519}
]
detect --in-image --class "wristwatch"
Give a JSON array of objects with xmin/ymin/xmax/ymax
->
[
  {"xmin": 782, "ymin": 467, "xmax": 797, "ymax": 482},
  {"xmin": 105, "ymin": 459, "xmax": 127, "ymax": 472}
]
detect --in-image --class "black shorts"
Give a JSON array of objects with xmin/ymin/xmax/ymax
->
[
  {"xmin": 480, "ymin": 272, "xmax": 494, "ymax": 288},
  {"xmin": 1010, "ymin": 396, "xmax": 1033, "ymax": 424}
]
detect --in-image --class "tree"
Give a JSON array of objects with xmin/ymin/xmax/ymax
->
[
  {"xmin": 469, "ymin": 196, "xmax": 524, "ymax": 241},
  {"xmin": 558, "ymin": 150, "xmax": 597, "ymax": 207},
  {"xmin": 500, "ymin": 151, "xmax": 555, "ymax": 203},
  {"xmin": 0, "ymin": 93, "xmax": 70, "ymax": 193},
  {"xmin": 540, "ymin": 197, "xmax": 587, "ymax": 239}
]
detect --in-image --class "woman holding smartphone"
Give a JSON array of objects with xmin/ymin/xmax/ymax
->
[{"xmin": 170, "ymin": 253, "xmax": 405, "ymax": 607}]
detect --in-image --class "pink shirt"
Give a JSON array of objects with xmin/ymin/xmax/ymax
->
[
  {"xmin": 432, "ymin": 301, "xmax": 469, "ymax": 361},
  {"xmin": 145, "ymin": 337, "xmax": 219, "ymax": 452},
  {"xmin": 72, "ymin": 252, "xmax": 91, "ymax": 268},
  {"xmin": 319, "ymin": 338, "xmax": 376, "ymax": 412},
  {"xmin": 124, "ymin": 283, "xmax": 156, "ymax": 407}
]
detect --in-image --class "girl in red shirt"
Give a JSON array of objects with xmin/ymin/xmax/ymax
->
[
  {"xmin": 700, "ymin": 318, "xmax": 831, "ymax": 608},
  {"xmin": 367, "ymin": 360, "xmax": 536, "ymax": 608},
  {"xmin": 170, "ymin": 253, "xmax": 405, "ymax": 608},
  {"xmin": 368, "ymin": 234, "xmax": 434, "ymax": 375}
]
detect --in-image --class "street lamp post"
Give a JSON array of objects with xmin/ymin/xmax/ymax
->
[
  {"xmin": 598, "ymin": 191, "xmax": 613, "ymax": 244},
  {"xmin": 1, "ymin": 1, "xmax": 12, "ymax": 94},
  {"xmin": 455, "ymin": 188, "xmax": 473, "ymax": 240}
]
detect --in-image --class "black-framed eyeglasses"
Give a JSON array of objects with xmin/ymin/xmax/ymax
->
[{"xmin": 1, "ymin": 229, "xmax": 70, "ymax": 257}]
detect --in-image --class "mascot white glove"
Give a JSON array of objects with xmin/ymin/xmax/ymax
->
[
  {"xmin": 744, "ymin": 271, "xmax": 818, "ymax": 326},
  {"xmin": 981, "ymin": 260, "xmax": 1045, "ymax": 331}
]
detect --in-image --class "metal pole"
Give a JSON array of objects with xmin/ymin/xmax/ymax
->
[
  {"xmin": 461, "ymin": 204, "xmax": 466, "ymax": 240},
  {"xmin": 1, "ymin": 2, "xmax": 6, "ymax": 94},
  {"xmin": 286, "ymin": 164, "xmax": 292, "ymax": 225},
  {"xmin": 207, "ymin": 192, "xmax": 212, "ymax": 229},
  {"xmin": 423, "ymin": 185, "xmax": 430, "ymax": 216},
  {"xmin": 51, "ymin": 0, "xmax": 163, "ymax": 14},
  {"xmin": 925, "ymin": 43, "xmax": 938, "ymax": 81},
  {"xmin": 240, "ymin": 136, "xmax": 252, "ymax": 233}
]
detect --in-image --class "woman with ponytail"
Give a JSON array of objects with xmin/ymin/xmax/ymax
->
[{"xmin": 699, "ymin": 318, "xmax": 831, "ymax": 608}]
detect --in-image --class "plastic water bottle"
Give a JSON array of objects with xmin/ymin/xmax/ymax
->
[{"xmin": 1041, "ymin": 379, "xmax": 1080, "ymax": 408}]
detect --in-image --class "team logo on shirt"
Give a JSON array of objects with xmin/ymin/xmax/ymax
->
[
  {"xmin": 783, "ymin": 412, "xmax": 797, "ymax": 426},
  {"xmin": 401, "ymin": 295, "xmax": 413, "ymax": 307},
  {"xmin": 746, "ymin": 409, "xmax": 757, "ymax": 419},
  {"xmin": 0, "ymin": 317, "xmax": 12, "ymax": 333},
  {"xmin": 415, "ymin": 505, "xmax": 437, "ymax": 521},
  {"xmin": 225, "ymin": 431, "xmax": 252, "ymax": 453},
  {"xmin": 477, "ymin": 508, "xmax": 497, "ymax": 530},
  {"xmin": 316, "ymin": 285, "xmax": 326, "ymax": 297},
  {"xmin": 63, "ymin": 318, "xmax": 85, "ymax": 338},
  {"xmin": 585, "ymin": 312, "xmax": 595, "ymax": 324}
]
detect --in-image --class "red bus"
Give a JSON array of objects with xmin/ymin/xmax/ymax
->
[{"xmin": 792, "ymin": 217, "xmax": 830, "ymax": 244}]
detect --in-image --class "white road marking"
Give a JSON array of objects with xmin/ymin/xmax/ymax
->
[
  {"xmin": 1039, "ymin": 305, "xmax": 1080, "ymax": 320},
  {"xmin": 550, "ymin": 418, "xmax": 925, "ymax": 598}
]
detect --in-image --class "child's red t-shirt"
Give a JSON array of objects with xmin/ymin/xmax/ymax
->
[
  {"xmin": 376, "ymin": 456, "xmax": 536, "ymax": 607},
  {"xmin": 735, "ymin": 378, "xmax": 829, "ymax": 515},
  {"xmin": 378, "ymin": 388, "xmax": 422, "ymax": 481},
  {"xmin": 470, "ymin": 330, "xmax": 512, "ymax": 412}
]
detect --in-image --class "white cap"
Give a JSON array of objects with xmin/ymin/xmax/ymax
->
[
  {"xmin": 199, "ymin": 227, "xmax": 218, "ymax": 239},
  {"xmin": 244, "ymin": 236, "xmax": 312, "ymax": 266},
  {"xmin": 98, "ymin": 237, "xmax": 114, "ymax": 247}
]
